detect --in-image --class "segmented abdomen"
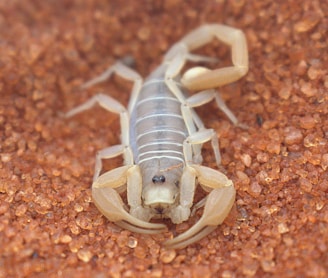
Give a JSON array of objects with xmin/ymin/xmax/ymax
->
[{"xmin": 130, "ymin": 78, "xmax": 188, "ymax": 166}]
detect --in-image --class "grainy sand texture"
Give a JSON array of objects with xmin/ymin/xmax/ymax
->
[{"xmin": 0, "ymin": 1, "xmax": 327, "ymax": 277}]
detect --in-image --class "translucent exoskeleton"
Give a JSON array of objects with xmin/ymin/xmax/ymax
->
[{"xmin": 66, "ymin": 24, "xmax": 248, "ymax": 249}]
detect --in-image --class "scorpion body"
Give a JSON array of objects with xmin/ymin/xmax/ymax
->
[
  {"xmin": 66, "ymin": 24, "xmax": 248, "ymax": 248},
  {"xmin": 131, "ymin": 64, "xmax": 188, "ymax": 218}
]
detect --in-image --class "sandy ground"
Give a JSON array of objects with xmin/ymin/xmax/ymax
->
[{"xmin": 0, "ymin": 0, "xmax": 327, "ymax": 277}]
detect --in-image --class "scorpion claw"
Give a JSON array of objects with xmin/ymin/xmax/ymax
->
[
  {"xmin": 164, "ymin": 185, "xmax": 235, "ymax": 249},
  {"xmin": 92, "ymin": 185, "xmax": 167, "ymax": 235},
  {"xmin": 116, "ymin": 220, "xmax": 166, "ymax": 234}
]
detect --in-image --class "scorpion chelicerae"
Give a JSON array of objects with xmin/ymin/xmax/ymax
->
[{"xmin": 66, "ymin": 24, "xmax": 248, "ymax": 249}]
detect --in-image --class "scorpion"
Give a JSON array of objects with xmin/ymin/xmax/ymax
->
[{"xmin": 66, "ymin": 24, "xmax": 248, "ymax": 249}]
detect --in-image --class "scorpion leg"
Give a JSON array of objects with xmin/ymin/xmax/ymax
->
[
  {"xmin": 184, "ymin": 88, "xmax": 246, "ymax": 129},
  {"xmin": 79, "ymin": 61, "xmax": 143, "ymax": 114},
  {"xmin": 93, "ymin": 165, "xmax": 167, "ymax": 234},
  {"xmin": 164, "ymin": 165, "xmax": 235, "ymax": 249},
  {"xmin": 180, "ymin": 88, "xmax": 247, "ymax": 166},
  {"xmin": 183, "ymin": 128, "xmax": 221, "ymax": 166},
  {"xmin": 66, "ymin": 94, "xmax": 132, "ymax": 179}
]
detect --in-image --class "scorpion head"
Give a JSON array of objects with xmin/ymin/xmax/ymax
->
[{"xmin": 141, "ymin": 161, "xmax": 182, "ymax": 217}]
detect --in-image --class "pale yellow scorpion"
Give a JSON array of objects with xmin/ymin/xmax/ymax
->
[{"xmin": 66, "ymin": 24, "xmax": 248, "ymax": 249}]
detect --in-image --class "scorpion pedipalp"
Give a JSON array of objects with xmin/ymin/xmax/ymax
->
[
  {"xmin": 92, "ymin": 168, "xmax": 167, "ymax": 234},
  {"xmin": 164, "ymin": 182, "xmax": 235, "ymax": 249}
]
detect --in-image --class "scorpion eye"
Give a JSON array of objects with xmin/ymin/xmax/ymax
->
[{"xmin": 152, "ymin": 175, "xmax": 166, "ymax": 184}]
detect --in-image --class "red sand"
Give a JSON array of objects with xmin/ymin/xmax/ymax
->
[{"xmin": 0, "ymin": 1, "xmax": 327, "ymax": 277}]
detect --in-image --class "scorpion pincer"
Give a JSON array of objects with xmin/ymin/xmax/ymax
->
[{"xmin": 66, "ymin": 24, "xmax": 248, "ymax": 249}]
